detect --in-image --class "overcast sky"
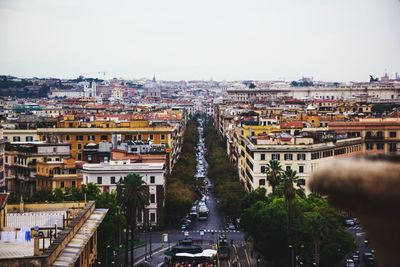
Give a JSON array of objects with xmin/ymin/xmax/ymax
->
[{"xmin": 0, "ymin": 0, "xmax": 399, "ymax": 81}]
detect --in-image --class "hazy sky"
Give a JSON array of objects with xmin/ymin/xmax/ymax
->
[{"xmin": 0, "ymin": 0, "xmax": 399, "ymax": 81}]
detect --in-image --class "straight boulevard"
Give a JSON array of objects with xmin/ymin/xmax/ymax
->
[{"xmin": 133, "ymin": 117, "xmax": 254, "ymax": 267}]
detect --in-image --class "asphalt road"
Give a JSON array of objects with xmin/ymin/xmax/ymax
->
[
  {"xmin": 133, "ymin": 120, "xmax": 254, "ymax": 266},
  {"xmin": 344, "ymin": 223, "xmax": 377, "ymax": 267}
]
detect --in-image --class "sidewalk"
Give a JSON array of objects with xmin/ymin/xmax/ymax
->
[{"xmin": 131, "ymin": 242, "xmax": 172, "ymax": 266}]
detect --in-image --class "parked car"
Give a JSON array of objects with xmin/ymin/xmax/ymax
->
[
  {"xmin": 345, "ymin": 259, "xmax": 355, "ymax": 267},
  {"xmin": 228, "ymin": 223, "xmax": 236, "ymax": 231},
  {"xmin": 352, "ymin": 253, "xmax": 359, "ymax": 263}
]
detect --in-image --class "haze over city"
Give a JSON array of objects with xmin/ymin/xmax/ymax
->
[{"xmin": 1, "ymin": 0, "xmax": 400, "ymax": 81}]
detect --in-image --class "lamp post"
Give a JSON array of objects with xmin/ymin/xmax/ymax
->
[
  {"xmin": 106, "ymin": 245, "xmax": 110, "ymax": 266},
  {"xmin": 149, "ymin": 226, "xmax": 153, "ymax": 258},
  {"xmin": 119, "ymin": 244, "xmax": 123, "ymax": 267}
]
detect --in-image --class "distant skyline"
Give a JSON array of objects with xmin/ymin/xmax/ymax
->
[{"xmin": 0, "ymin": 0, "xmax": 400, "ymax": 82}]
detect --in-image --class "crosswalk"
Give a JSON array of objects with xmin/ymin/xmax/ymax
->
[
  {"xmin": 182, "ymin": 229, "xmax": 241, "ymax": 233},
  {"xmin": 348, "ymin": 225, "xmax": 362, "ymax": 230}
]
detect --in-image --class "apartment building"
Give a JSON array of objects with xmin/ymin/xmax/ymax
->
[
  {"xmin": 4, "ymin": 142, "xmax": 71, "ymax": 199},
  {"xmin": 36, "ymin": 124, "xmax": 177, "ymax": 160},
  {"xmin": 81, "ymin": 160, "xmax": 166, "ymax": 227},
  {"xmin": 329, "ymin": 118, "xmax": 400, "ymax": 155},
  {"xmin": 3, "ymin": 129, "xmax": 39, "ymax": 143},
  {"xmin": 0, "ymin": 129, "xmax": 5, "ymax": 192},
  {"xmin": 36, "ymin": 158, "xmax": 81, "ymax": 191},
  {"xmin": 239, "ymin": 132, "xmax": 362, "ymax": 193}
]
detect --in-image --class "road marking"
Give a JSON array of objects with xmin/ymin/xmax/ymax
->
[
  {"xmin": 244, "ymin": 246, "xmax": 251, "ymax": 267},
  {"xmin": 233, "ymin": 244, "xmax": 241, "ymax": 267}
]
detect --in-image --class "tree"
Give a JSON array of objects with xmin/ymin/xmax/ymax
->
[
  {"xmin": 118, "ymin": 173, "xmax": 149, "ymax": 266},
  {"xmin": 53, "ymin": 188, "xmax": 64, "ymax": 202},
  {"xmin": 241, "ymin": 194, "xmax": 355, "ymax": 267},
  {"xmin": 266, "ymin": 160, "xmax": 283, "ymax": 192},
  {"xmin": 281, "ymin": 169, "xmax": 303, "ymax": 267},
  {"xmin": 240, "ymin": 187, "xmax": 267, "ymax": 211}
]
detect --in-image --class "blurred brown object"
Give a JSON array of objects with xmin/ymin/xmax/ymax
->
[{"xmin": 309, "ymin": 157, "xmax": 400, "ymax": 267}]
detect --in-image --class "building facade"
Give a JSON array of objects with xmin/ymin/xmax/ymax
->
[{"xmin": 81, "ymin": 160, "xmax": 166, "ymax": 227}]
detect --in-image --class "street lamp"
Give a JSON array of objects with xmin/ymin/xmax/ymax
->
[
  {"xmin": 149, "ymin": 226, "xmax": 153, "ymax": 258},
  {"xmin": 106, "ymin": 245, "xmax": 110, "ymax": 266}
]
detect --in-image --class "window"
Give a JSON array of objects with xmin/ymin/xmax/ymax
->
[
  {"xmin": 76, "ymin": 135, "xmax": 83, "ymax": 141},
  {"xmin": 389, "ymin": 143, "xmax": 397, "ymax": 152},
  {"xmin": 149, "ymin": 134, "xmax": 154, "ymax": 140},
  {"xmin": 71, "ymin": 180, "xmax": 76, "ymax": 188},
  {"xmin": 299, "ymin": 166, "xmax": 304, "ymax": 173},
  {"xmin": 259, "ymin": 179, "xmax": 266, "ymax": 186},
  {"xmin": 137, "ymin": 212, "xmax": 142, "ymax": 223},
  {"xmin": 366, "ymin": 143, "xmax": 373, "ymax": 150},
  {"xmin": 150, "ymin": 176, "xmax": 155, "ymax": 184},
  {"xmin": 150, "ymin": 213, "xmax": 156, "ymax": 222},
  {"xmin": 284, "ymin": 154, "xmax": 293, "ymax": 160},
  {"xmin": 389, "ymin": 131, "xmax": 397, "ymax": 138},
  {"xmin": 376, "ymin": 143, "xmax": 384, "ymax": 150},
  {"xmin": 88, "ymin": 135, "xmax": 95, "ymax": 141},
  {"xmin": 260, "ymin": 154, "xmax": 265, "ymax": 160},
  {"xmin": 272, "ymin": 154, "xmax": 280, "ymax": 160},
  {"xmin": 297, "ymin": 154, "xmax": 306, "ymax": 160},
  {"xmin": 25, "ymin": 136, "xmax": 33, "ymax": 142},
  {"xmin": 150, "ymin": 194, "xmax": 155, "ymax": 203},
  {"xmin": 13, "ymin": 136, "xmax": 21, "ymax": 142},
  {"xmin": 60, "ymin": 181, "xmax": 65, "ymax": 188},
  {"xmin": 111, "ymin": 176, "xmax": 116, "ymax": 184},
  {"xmin": 101, "ymin": 135, "xmax": 108, "ymax": 141},
  {"xmin": 97, "ymin": 176, "xmax": 102, "ymax": 184},
  {"xmin": 161, "ymin": 134, "xmax": 165, "ymax": 140},
  {"xmin": 260, "ymin": 166, "xmax": 266, "ymax": 173}
]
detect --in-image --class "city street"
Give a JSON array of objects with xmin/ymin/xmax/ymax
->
[
  {"xmin": 134, "ymin": 118, "xmax": 254, "ymax": 267},
  {"xmin": 344, "ymin": 223, "xmax": 376, "ymax": 267}
]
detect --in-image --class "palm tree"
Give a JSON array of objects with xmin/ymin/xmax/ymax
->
[
  {"xmin": 281, "ymin": 168, "xmax": 302, "ymax": 267},
  {"xmin": 118, "ymin": 173, "xmax": 149, "ymax": 267},
  {"xmin": 265, "ymin": 159, "xmax": 283, "ymax": 192}
]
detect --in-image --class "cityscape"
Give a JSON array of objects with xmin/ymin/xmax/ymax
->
[{"xmin": 0, "ymin": 1, "xmax": 400, "ymax": 267}]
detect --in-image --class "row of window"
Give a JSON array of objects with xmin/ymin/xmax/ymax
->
[
  {"xmin": 70, "ymin": 134, "xmax": 167, "ymax": 142},
  {"xmin": 260, "ymin": 165, "xmax": 304, "ymax": 174},
  {"xmin": 365, "ymin": 131, "xmax": 397, "ymax": 138},
  {"xmin": 96, "ymin": 176, "xmax": 156, "ymax": 185},
  {"xmin": 60, "ymin": 180, "xmax": 77, "ymax": 188},
  {"xmin": 366, "ymin": 143, "xmax": 397, "ymax": 151},
  {"xmin": 11, "ymin": 136, "xmax": 34, "ymax": 142},
  {"xmin": 270, "ymin": 153, "xmax": 307, "ymax": 161}
]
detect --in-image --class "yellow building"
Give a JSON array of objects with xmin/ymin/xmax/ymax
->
[
  {"xmin": 37, "ymin": 124, "xmax": 178, "ymax": 161},
  {"xmin": 36, "ymin": 158, "xmax": 82, "ymax": 191}
]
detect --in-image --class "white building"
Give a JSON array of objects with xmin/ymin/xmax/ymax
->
[
  {"xmin": 239, "ymin": 134, "xmax": 363, "ymax": 193},
  {"xmin": 81, "ymin": 160, "xmax": 166, "ymax": 227}
]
